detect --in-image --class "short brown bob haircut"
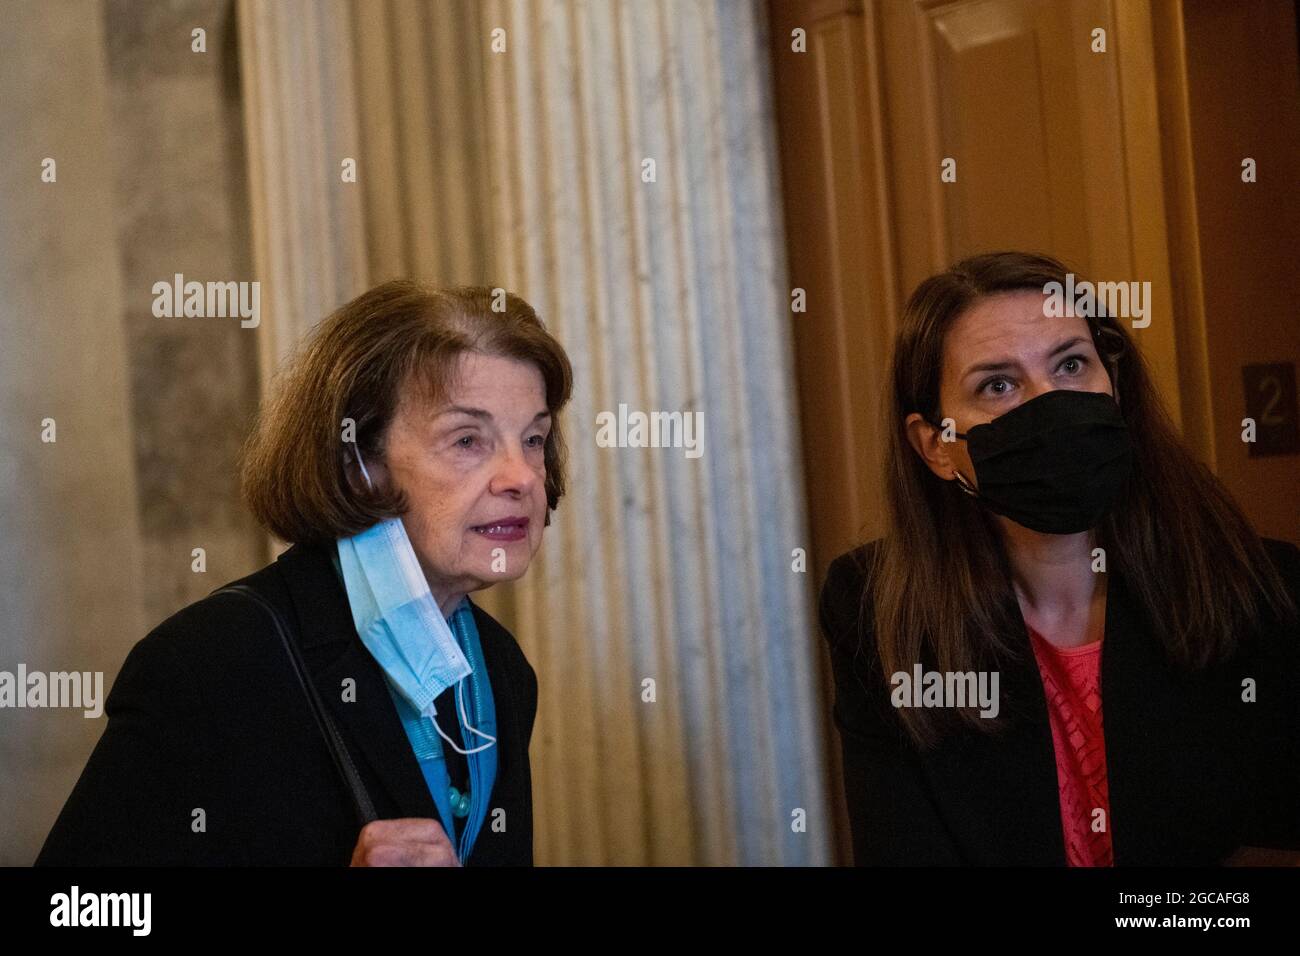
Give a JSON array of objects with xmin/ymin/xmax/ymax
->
[{"xmin": 241, "ymin": 280, "xmax": 574, "ymax": 546}]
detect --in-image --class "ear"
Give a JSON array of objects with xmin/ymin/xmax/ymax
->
[
  {"xmin": 343, "ymin": 450, "xmax": 369, "ymax": 496},
  {"xmin": 344, "ymin": 445, "xmax": 389, "ymax": 496},
  {"xmin": 904, "ymin": 412, "xmax": 959, "ymax": 481}
]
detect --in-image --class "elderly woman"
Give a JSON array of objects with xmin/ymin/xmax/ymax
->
[
  {"xmin": 36, "ymin": 281, "xmax": 572, "ymax": 866},
  {"xmin": 820, "ymin": 251, "xmax": 1299, "ymax": 866}
]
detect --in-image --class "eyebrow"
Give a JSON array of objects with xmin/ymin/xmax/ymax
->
[
  {"xmin": 961, "ymin": 336, "xmax": 1087, "ymax": 380},
  {"xmin": 433, "ymin": 405, "xmax": 551, "ymax": 424}
]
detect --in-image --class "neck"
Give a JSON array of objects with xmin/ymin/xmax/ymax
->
[
  {"xmin": 434, "ymin": 590, "xmax": 466, "ymax": 619},
  {"xmin": 414, "ymin": 554, "xmax": 467, "ymax": 619},
  {"xmin": 996, "ymin": 521, "xmax": 1102, "ymax": 615}
]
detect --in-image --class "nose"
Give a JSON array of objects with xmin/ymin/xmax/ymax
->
[
  {"xmin": 488, "ymin": 442, "xmax": 541, "ymax": 498},
  {"xmin": 1022, "ymin": 381, "xmax": 1053, "ymax": 404},
  {"xmin": 1020, "ymin": 372, "xmax": 1067, "ymax": 405}
]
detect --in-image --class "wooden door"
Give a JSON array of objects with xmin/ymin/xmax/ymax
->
[{"xmin": 769, "ymin": 0, "xmax": 1300, "ymax": 863}]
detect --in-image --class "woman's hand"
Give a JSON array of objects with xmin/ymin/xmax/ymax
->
[{"xmin": 349, "ymin": 818, "xmax": 460, "ymax": 866}]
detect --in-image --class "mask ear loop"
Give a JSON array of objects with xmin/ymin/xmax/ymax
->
[
  {"xmin": 925, "ymin": 413, "xmax": 979, "ymax": 498},
  {"xmin": 351, "ymin": 442, "xmax": 375, "ymax": 491},
  {"xmin": 427, "ymin": 682, "xmax": 498, "ymax": 756},
  {"xmin": 1089, "ymin": 316, "xmax": 1127, "ymax": 409},
  {"xmin": 440, "ymin": 608, "xmax": 498, "ymax": 754}
]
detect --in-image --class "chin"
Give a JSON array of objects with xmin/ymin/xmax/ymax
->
[
  {"xmin": 500, "ymin": 564, "xmax": 530, "ymax": 584},
  {"xmin": 480, "ymin": 561, "xmax": 529, "ymax": 587},
  {"xmin": 468, "ymin": 574, "xmax": 512, "ymax": 595}
]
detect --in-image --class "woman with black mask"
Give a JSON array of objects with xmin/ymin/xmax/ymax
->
[{"xmin": 819, "ymin": 251, "xmax": 1299, "ymax": 866}]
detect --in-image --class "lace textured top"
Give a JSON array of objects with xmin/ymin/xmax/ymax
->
[{"xmin": 1028, "ymin": 625, "xmax": 1114, "ymax": 867}]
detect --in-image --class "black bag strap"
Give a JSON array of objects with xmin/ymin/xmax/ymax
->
[{"xmin": 214, "ymin": 584, "xmax": 378, "ymax": 827}]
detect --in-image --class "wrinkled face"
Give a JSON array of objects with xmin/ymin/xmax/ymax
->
[
  {"xmin": 368, "ymin": 352, "xmax": 551, "ymax": 608},
  {"xmin": 907, "ymin": 289, "xmax": 1114, "ymax": 488}
]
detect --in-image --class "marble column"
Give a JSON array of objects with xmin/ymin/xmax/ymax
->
[
  {"xmin": 478, "ymin": 0, "xmax": 830, "ymax": 865},
  {"xmin": 237, "ymin": 0, "xmax": 371, "ymax": 541}
]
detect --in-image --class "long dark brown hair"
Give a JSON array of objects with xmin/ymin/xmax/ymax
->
[{"xmin": 867, "ymin": 250, "xmax": 1296, "ymax": 749}]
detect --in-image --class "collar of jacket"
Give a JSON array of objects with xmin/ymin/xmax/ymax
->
[{"xmin": 266, "ymin": 540, "xmax": 471, "ymax": 823}]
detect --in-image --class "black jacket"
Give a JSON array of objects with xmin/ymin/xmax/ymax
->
[
  {"xmin": 818, "ymin": 536, "xmax": 1300, "ymax": 866},
  {"xmin": 35, "ymin": 540, "xmax": 538, "ymax": 866}
]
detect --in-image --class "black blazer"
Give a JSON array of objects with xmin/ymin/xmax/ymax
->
[
  {"xmin": 818, "ymin": 536, "xmax": 1300, "ymax": 866},
  {"xmin": 35, "ymin": 540, "xmax": 538, "ymax": 866}
]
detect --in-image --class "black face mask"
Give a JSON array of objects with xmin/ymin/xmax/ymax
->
[{"xmin": 934, "ymin": 389, "xmax": 1133, "ymax": 535}]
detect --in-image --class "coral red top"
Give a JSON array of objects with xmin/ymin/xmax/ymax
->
[{"xmin": 1027, "ymin": 625, "xmax": 1114, "ymax": 866}]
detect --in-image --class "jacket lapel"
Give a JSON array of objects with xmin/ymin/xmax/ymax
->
[
  {"xmin": 921, "ymin": 616, "xmax": 1067, "ymax": 865},
  {"xmin": 273, "ymin": 542, "xmax": 438, "ymax": 821},
  {"xmin": 1100, "ymin": 568, "xmax": 1226, "ymax": 864}
]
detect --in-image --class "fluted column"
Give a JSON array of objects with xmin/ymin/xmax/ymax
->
[
  {"xmin": 479, "ymin": 0, "xmax": 829, "ymax": 865},
  {"xmin": 349, "ymin": 0, "xmax": 494, "ymax": 285},
  {"xmin": 237, "ymin": 0, "xmax": 371, "ymax": 438}
]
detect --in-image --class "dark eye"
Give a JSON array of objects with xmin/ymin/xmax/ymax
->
[
  {"xmin": 979, "ymin": 376, "xmax": 1012, "ymax": 396},
  {"xmin": 456, "ymin": 435, "xmax": 476, "ymax": 448},
  {"xmin": 1059, "ymin": 354, "xmax": 1088, "ymax": 375},
  {"xmin": 526, "ymin": 434, "xmax": 545, "ymax": 448}
]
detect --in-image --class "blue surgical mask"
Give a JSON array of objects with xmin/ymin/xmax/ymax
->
[
  {"xmin": 336, "ymin": 446, "xmax": 472, "ymax": 719},
  {"xmin": 338, "ymin": 446, "xmax": 497, "ymax": 758}
]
